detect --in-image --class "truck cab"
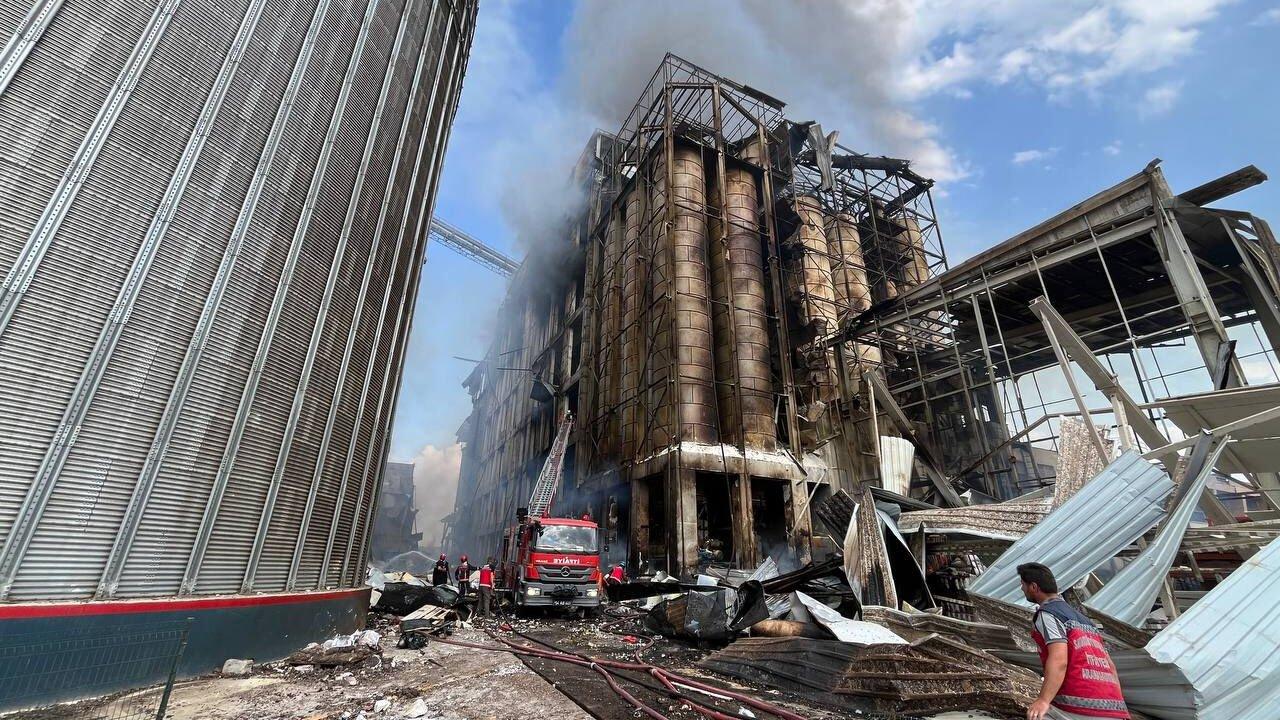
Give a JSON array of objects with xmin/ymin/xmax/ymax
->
[{"xmin": 501, "ymin": 516, "xmax": 602, "ymax": 612}]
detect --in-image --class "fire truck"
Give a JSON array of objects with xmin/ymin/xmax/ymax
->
[{"xmin": 499, "ymin": 412, "xmax": 604, "ymax": 614}]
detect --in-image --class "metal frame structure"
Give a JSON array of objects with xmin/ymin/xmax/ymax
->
[
  {"xmin": 452, "ymin": 54, "xmax": 955, "ymax": 576},
  {"xmin": 836, "ymin": 162, "xmax": 1280, "ymax": 506},
  {"xmin": 428, "ymin": 217, "xmax": 519, "ymax": 277}
]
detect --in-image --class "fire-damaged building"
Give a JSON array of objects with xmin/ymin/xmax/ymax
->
[{"xmin": 449, "ymin": 54, "xmax": 1280, "ymax": 581}]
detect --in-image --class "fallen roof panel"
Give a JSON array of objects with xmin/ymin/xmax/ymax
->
[
  {"xmin": 1085, "ymin": 439, "xmax": 1227, "ymax": 628},
  {"xmin": 969, "ymin": 451, "xmax": 1174, "ymax": 606},
  {"xmin": 1144, "ymin": 537, "xmax": 1280, "ymax": 720},
  {"xmin": 701, "ymin": 635, "xmax": 1041, "ymax": 718},
  {"xmin": 1157, "ymin": 382, "xmax": 1280, "ymax": 475}
]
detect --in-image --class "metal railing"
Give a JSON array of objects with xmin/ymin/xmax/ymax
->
[{"xmin": 0, "ymin": 618, "xmax": 190, "ymax": 719}]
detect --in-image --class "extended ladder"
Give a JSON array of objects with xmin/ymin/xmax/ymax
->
[{"xmin": 527, "ymin": 412, "xmax": 573, "ymax": 518}]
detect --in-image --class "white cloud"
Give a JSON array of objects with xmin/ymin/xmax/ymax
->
[
  {"xmin": 1103, "ymin": 140, "xmax": 1123, "ymax": 156},
  {"xmin": 1142, "ymin": 81, "xmax": 1184, "ymax": 116},
  {"xmin": 409, "ymin": 443, "xmax": 464, "ymax": 547},
  {"xmin": 1012, "ymin": 147, "xmax": 1058, "ymax": 165},
  {"xmin": 1251, "ymin": 7, "xmax": 1280, "ymax": 25}
]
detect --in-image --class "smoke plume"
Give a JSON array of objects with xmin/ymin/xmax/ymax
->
[
  {"xmin": 409, "ymin": 443, "xmax": 464, "ymax": 548},
  {"xmin": 462, "ymin": 0, "xmax": 1227, "ymax": 253}
]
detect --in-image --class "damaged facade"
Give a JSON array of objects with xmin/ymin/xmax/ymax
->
[
  {"xmin": 451, "ymin": 54, "xmax": 953, "ymax": 575},
  {"xmin": 452, "ymin": 54, "xmax": 1280, "ymax": 656}
]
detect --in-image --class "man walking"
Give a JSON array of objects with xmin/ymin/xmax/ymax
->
[
  {"xmin": 1017, "ymin": 563, "xmax": 1129, "ymax": 720},
  {"xmin": 454, "ymin": 555, "xmax": 473, "ymax": 599},
  {"xmin": 477, "ymin": 561, "xmax": 494, "ymax": 617}
]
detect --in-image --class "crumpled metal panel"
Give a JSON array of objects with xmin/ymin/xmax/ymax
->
[
  {"xmin": 862, "ymin": 605, "xmax": 1020, "ymax": 651},
  {"xmin": 702, "ymin": 634, "xmax": 1041, "ymax": 718},
  {"xmin": 1084, "ymin": 441, "xmax": 1225, "ymax": 628},
  {"xmin": 969, "ymin": 451, "xmax": 1173, "ymax": 606},
  {"xmin": 990, "ymin": 648, "xmax": 1199, "ymax": 719},
  {"xmin": 1144, "ymin": 537, "xmax": 1280, "ymax": 720},
  {"xmin": 898, "ymin": 495, "xmax": 1052, "ymax": 541}
]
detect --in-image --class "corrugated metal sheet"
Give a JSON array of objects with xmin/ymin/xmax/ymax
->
[
  {"xmin": 1084, "ymin": 439, "xmax": 1227, "ymax": 628},
  {"xmin": 990, "ymin": 648, "xmax": 1199, "ymax": 720},
  {"xmin": 0, "ymin": 0, "xmax": 476, "ymax": 602},
  {"xmin": 1144, "ymin": 537, "xmax": 1280, "ymax": 720},
  {"xmin": 1159, "ymin": 383, "xmax": 1280, "ymax": 475},
  {"xmin": 7, "ymin": 0, "xmax": 262, "ymax": 602},
  {"xmin": 878, "ymin": 436, "xmax": 913, "ymax": 496},
  {"xmin": 969, "ymin": 451, "xmax": 1173, "ymax": 606},
  {"xmin": 898, "ymin": 495, "xmax": 1052, "ymax": 541}
]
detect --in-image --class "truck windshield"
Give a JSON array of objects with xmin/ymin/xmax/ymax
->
[{"xmin": 534, "ymin": 524, "xmax": 596, "ymax": 553}]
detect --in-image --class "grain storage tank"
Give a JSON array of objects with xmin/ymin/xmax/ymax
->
[{"xmin": 0, "ymin": 0, "xmax": 477, "ymax": 708}]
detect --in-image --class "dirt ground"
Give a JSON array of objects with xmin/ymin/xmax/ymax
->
[
  {"xmin": 18, "ymin": 619, "xmax": 590, "ymax": 720},
  {"xmin": 11, "ymin": 611, "xmax": 1007, "ymax": 720}
]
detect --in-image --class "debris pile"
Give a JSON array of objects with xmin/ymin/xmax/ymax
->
[
  {"xmin": 286, "ymin": 630, "xmax": 383, "ymax": 668},
  {"xmin": 701, "ymin": 635, "xmax": 1040, "ymax": 718}
]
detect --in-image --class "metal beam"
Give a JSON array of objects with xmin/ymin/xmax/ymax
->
[
  {"xmin": 1029, "ymin": 296, "xmax": 1238, "ymax": 527},
  {"xmin": 864, "ymin": 371, "xmax": 963, "ymax": 507},
  {"xmin": 428, "ymin": 217, "xmax": 519, "ymax": 276}
]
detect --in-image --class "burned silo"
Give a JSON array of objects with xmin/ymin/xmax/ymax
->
[
  {"xmin": 451, "ymin": 55, "xmax": 947, "ymax": 576},
  {"xmin": 451, "ymin": 52, "xmax": 1280, "ymax": 582}
]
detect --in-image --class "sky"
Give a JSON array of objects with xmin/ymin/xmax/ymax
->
[{"xmin": 389, "ymin": 0, "xmax": 1280, "ymax": 545}]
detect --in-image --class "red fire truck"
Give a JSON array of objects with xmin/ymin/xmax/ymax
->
[{"xmin": 499, "ymin": 413, "xmax": 604, "ymax": 614}]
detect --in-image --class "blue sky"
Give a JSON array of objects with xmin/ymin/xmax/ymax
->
[{"xmin": 391, "ymin": 0, "xmax": 1280, "ymax": 531}]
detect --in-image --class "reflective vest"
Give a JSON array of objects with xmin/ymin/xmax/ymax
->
[
  {"xmin": 609, "ymin": 565, "xmax": 625, "ymax": 583},
  {"xmin": 1031, "ymin": 599, "xmax": 1130, "ymax": 719},
  {"xmin": 478, "ymin": 566, "xmax": 493, "ymax": 588}
]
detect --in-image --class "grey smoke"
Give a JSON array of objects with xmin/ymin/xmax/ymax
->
[
  {"xmin": 465, "ymin": 0, "xmax": 1227, "ymax": 253},
  {"xmin": 409, "ymin": 442, "xmax": 463, "ymax": 548},
  {"xmin": 474, "ymin": 0, "xmax": 965, "ymax": 256}
]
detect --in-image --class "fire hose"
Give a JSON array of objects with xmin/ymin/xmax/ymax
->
[{"xmin": 428, "ymin": 631, "xmax": 806, "ymax": 720}]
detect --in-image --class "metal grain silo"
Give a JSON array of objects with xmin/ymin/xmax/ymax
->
[{"xmin": 0, "ymin": 0, "xmax": 476, "ymax": 704}]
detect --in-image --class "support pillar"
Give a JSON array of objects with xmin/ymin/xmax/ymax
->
[
  {"xmin": 730, "ymin": 475, "xmax": 758, "ymax": 568},
  {"xmin": 1148, "ymin": 167, "xmax": 1244, "ymax": 384},
  {"xmin": 668, "ymin": 466, "xmax": 699, "ymax": 577},
  {"xmin": 629, "ymin": 477, "xmax": 650, "ymax": 574}
]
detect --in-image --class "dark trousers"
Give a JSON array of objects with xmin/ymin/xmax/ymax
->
[
  {"xmin": 478, "ymin": 586, "xmax": 492, "ymax": 616},
  {"xmin": 457, "ymin": 580, "xmax": 469, "ymax": 598}
]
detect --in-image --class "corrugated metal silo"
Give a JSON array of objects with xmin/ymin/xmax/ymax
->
[{"xmin": 0, "ymin": 0, "xmax": 476, "ymax": 695}]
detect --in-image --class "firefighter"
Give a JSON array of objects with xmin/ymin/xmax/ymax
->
[
  {"xmin": 606, "ymin": 561, "xmax": 625, "ymax": 585},
  {"xmin": 432, "ymin": 553, "xmax": 450, "ymax": 586},
  {"xmin": 477, "ymin": 561, "xmax": 494, "ymax": 617},
  {"xmin": 454, "ymin": 555, "xmax": 473, "ymax": 598}
]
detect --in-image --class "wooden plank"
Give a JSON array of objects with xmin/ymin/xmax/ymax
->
[{"xmin": 1177, "ymin": 165, "xmax": 1268, "ymax": 206}]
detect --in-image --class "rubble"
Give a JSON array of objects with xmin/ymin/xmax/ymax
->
[
  {"xmin": 221, "ymin": 659, "xmax": 253, "ymax": 677},
  {"xmin": 643, "ymin": 580, "xmax": 768, "ymax": 642},
  {"xmin": 701, "ymin": 635, "xmax": 1041, "ymax": 718},
  {"xmin": 286, "ymin": 631, "xmax": 383, "ymax": 668}
]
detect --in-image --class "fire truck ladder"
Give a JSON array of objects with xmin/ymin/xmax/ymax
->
[{"xmin": 528, "ymin": 412, "xmax": 573, "ymax": 519}]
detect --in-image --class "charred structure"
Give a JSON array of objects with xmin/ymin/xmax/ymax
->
[{"xmin": 451, "ymin": 54, "xmax": 1280, "ymax": 581}]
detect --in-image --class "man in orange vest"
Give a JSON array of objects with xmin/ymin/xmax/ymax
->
[
  {"xmin": 477, "ymin": 561, "xmax": 494, "ymax": 617},
  {"xmin": 1019, "ymin": 563, "xmax": 1129, "ymax": 720}
]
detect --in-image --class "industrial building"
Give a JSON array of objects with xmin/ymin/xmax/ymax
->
[
  {"xmin": 370, "ymin": 462, "xmax": 421, "ymax": 562},
  {"xmin": 450, "ymin": 54, "xmax": 1280, "ymax": 581},
  {"xmin": 0, "ymin": 0, "xmax": 476, "ymax": 708}
]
